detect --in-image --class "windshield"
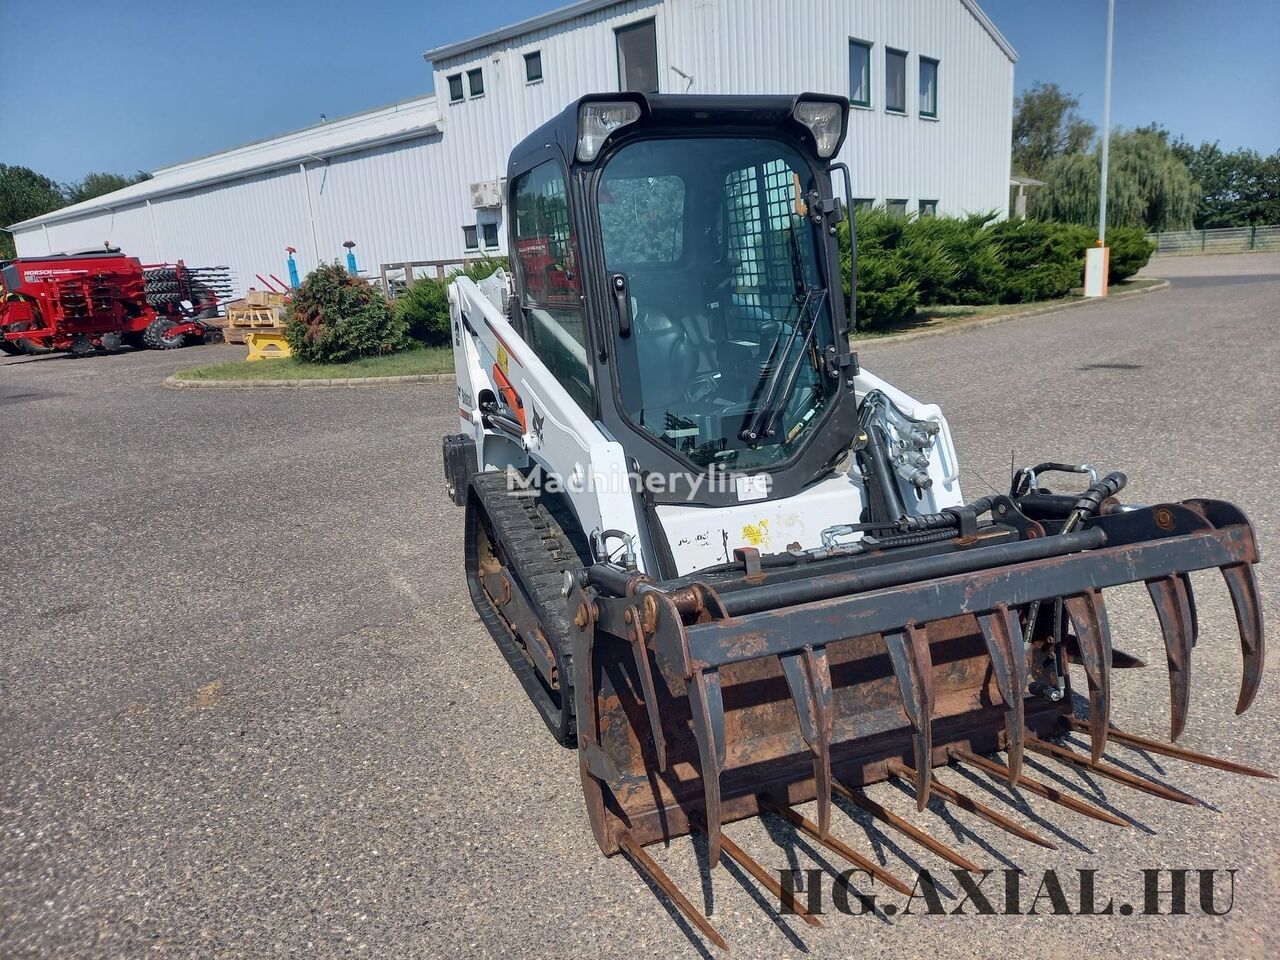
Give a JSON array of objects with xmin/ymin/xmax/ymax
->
[{"xmin": 598, "ymin": 136, "xmax": 838, "ymax": 471}]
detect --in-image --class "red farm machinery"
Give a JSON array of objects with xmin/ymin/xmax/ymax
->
[{"xmin": 0, "ymin": 249, "xmax": 232, "ymax": 357}]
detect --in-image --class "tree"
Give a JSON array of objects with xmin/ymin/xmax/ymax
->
[
  {"xmin": 1030, "ymin": 127, "xmax": 1198, "ymax": 231},
  {"xmin": 0, "ymin": 164, "xmax": 67, "ymax": 259},
  {"xmin": 1011, "ymin": 82, "xmax": 1097, "ymax": 180},
  {"xmin": 64, "ymin": 170, "xmax": 152, "ymax": 205},
  {"xmin": 1171, "ymin": 139, "xmax": 1280, "ymax": 227}
]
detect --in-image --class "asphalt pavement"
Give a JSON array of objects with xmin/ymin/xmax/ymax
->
[{"xmin": 2, "ymin": 252, "xmax": 1277, "ymax": 958}]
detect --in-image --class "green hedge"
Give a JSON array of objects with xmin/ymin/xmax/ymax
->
[
  {"xmin": 394, "ymin": 256, "xmax": 509, "ymax": 348},
  {"xmin": 838, "ymin": 209, "xmax": 1155, "ymax": 330},
  {"xmin": 284, "ymin": 263, "xmax": 409, "ymax": 363},
  {"xmin": 394, "ymin": 275, "xmax": 451, "ymax": 346}
]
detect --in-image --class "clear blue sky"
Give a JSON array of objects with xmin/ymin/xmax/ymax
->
[{"xmin": 2, "ymin": 0, "xmax": 1276, "ymax": 184}]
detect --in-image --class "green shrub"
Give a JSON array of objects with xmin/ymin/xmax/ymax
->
[
  {"xmin": 856, "ymin": 252, "xmax": 919, "ymax": 329},
  {"xmin": 284, "ymin": 262, "xmax": 409, "ymax": 364},
  {"xmin": 449, "ymin": 255, "xmax": 509, "ymax": 284},
  {"xmin": 839, "ymin": 211, "xmax": 920, "ymax": 329},
  {"xmin": 905, "ymin": 214, "xmax": 1005, "ymax": 305},
  {"xmin": 1105, "ymin": 226, "xmax": 1155, "ymax": 282},
  {"xmin": 988, "ymin": 220, "xmax": 1091, "ymax": 302},
  {"xmin": 395, "ymin": 276, "xmax": 451, "ymax": 346},
  {"xmin": 836, "ymin": 211, "xmax": 1151, "ymax": 329},
  {"xmin": 897, "ymin": 231, "xmax": 959, "ymax": 306}
]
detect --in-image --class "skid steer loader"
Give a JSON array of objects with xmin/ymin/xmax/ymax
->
[{"xmin": 443, "ymin": 94, "xmax": 1267, "ymax": 947}]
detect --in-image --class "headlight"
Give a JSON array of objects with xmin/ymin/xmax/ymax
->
[
  {"xmin": 792, "ymin": 100, "xmax": 845, "ymax": 158},
  {"xmin": 577, "ymin": 101, "xmax": 642, "ymax": 163}
]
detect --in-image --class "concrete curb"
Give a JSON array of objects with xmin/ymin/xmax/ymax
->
[
  {"xmin": 165, "ymin": 281, "xmax": 1171, "ymax": 387},
  {"xmin": 164, "ymin": 372, "xmax": 454, "ymax": 390},
  {"xmin": 853, "ymin": 279, "xmax": 1170, "ymax": 349}
]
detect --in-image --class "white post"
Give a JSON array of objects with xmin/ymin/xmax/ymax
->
[{"xmin": 1085, "ymin": 0, "xmax": 1115, "ymax": 297}]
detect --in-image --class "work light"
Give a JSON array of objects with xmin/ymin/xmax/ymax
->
[
  {"xmin": 792, "ymin": 100, "xmax": 845, "ymax": 158},
  {"xmin": 577, "ymin": 101, "xmax": 642, "ymax": 162}
]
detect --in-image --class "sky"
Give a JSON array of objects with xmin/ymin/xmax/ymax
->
[{"xmin": 1, "ymin": 0, "xmax": 1277, "ymax": 185}]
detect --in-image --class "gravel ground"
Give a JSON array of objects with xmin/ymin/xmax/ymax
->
[{"xmin": 2, "ymin": 252, "xmax": 1277, "ymax": 959}]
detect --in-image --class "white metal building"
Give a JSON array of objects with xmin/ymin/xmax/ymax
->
[{"xmin": 8, "ymin": 0, "xmax": 1016, "ymax": 296}]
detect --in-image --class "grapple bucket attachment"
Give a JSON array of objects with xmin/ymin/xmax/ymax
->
[{"xmin": 568, "ymin": 499, "xmax": 1265, "ymax": 947}]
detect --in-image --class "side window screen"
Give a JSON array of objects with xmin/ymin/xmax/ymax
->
[
  {"xmin": 598, "ymin": 175, "xmax": 685, "ymax": 264},
  {"xmin": 724, "ymin": 159, "xmax": 819, "ymax": 324},
  {"xmin": 512, "ymin": 161, "xmax": 592, "ymax": 413}
]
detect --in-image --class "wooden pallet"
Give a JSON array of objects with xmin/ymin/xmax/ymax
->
[
  {"xmin": 245, "ymin": 289, "xmax": 288, "ymax": 308},
  {"xmin": 226, "ymin": 302, "xmax": 286, "ymax": 328}
]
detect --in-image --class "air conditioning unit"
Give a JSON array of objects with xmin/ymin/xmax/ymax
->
[{"xmin": 470, "ymin": 179, "xmax": 502, "ymax": 209}]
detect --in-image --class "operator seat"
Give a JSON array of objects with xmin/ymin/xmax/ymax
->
[{"xmin": 633, "ymin": 308, "xmax": 697, "ymax": 416}]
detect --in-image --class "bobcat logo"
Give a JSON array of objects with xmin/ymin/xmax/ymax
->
[{"xmin": 531, "ymin": 407, "xmax": 546, "ymax": 445}]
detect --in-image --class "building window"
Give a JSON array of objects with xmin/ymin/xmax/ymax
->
[
  {"xmin": 482, "ymin": 222, "xmax": 500, "ymax": 249},
  {"xmin": 467, "ymin": 67, "xmax": 484, "ymax": 98},
  {"xmin": 616, "ymin": 19, "xmax": 658, "ymax": 94},
  {"xmin": 447, "ymin": 74, "xmax": 464, "ymax": 103},
  {"xmin": 849, "ymin": 40, "xmax": 872, "ymax": 107},
  {"xmin": 887, "ymin": 199, "xmax": 909, "ymax": 219},
  {"xmin": 919, "ymin": 199, "xmax": 938, "ymax": 217},
  {"xmin": 463, "ymin": 225, "xmax": 479, "ymax": 251},
  {"xmin": 524, "ymin": 51, "xmax": 543, "ymax": 83},
  {"xmin": 920, "ymin": 57, "xmax": 939, "ymax": 118},
  {"xmin": 852, "ymin": 198, "xmax": 875, "ymax": 214},
  {"xmin": 885, "ymin": 48, "xmax": 907, "ymax": 114}
]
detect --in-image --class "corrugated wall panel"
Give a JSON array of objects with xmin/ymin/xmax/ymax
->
[
  {"xmin": 658, "ymin": 0, "xmax": 1014, "ymax": 216},
  {"xmin": 30, "ymin": 204, "xmax": 153, "ymax": 260},
  {"xmin": 149, "ymin": 167, "xmax": 313, "ymax": 298},
  {"xmin": 429, "ymin": 1, "xmax": 664, "ymax": 256},
  {"xmin": 12, "ymin": 1, "xmax": 1014, "ymax": 272}
]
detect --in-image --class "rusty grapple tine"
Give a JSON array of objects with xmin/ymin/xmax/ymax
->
[
  {"xmin": 1221, "ymin": 563, "xmax": 1265, "ymax": 715},
  {"xmin": 627, "ymin": 615, "xmax": 668, "ymax": 770},
  {"xmin": 688, "ymin": 666, "xmax": 726, "ymax": 867},
  {"xmin": 977, "ymin": 604, "xmax": 1027, "ymax": 784},
  {"xmin": 1146, "ymin": 575, "xmax": 1194, "ymax": 742},
  {"xmin": 618, "ymin": 832, "xmax": 729, "ymax": 951},
  {"xmin": 779, "ymin": 644, "xmax": 835, "ymax": 837},
  {"xmin": 1063, "ymin": 590, "xmax": 1112, "ymax": 761},
  {"xmin": 882, "ymin": 623, "xmax": 935, "ymax": 810},
  {"xmin": 1178, "ymin": 572, "xmax": 1199, "ymax": 648}
]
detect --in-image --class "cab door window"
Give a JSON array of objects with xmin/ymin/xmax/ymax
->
[{"xmin": 511, "ymin": 160, "xmax": 593, "ymax": 413}]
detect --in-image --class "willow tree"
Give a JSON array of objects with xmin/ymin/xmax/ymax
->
[{"xmin": 1030, "ymin": 128, "xmax": 1198, "ymax": 231}]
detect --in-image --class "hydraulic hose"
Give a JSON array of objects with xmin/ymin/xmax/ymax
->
[
  {"xmin": 866, "ymin": 527, "xmax": 957, "ymax": 550},
  {"xmin": 858, "ymin": 423, "xmax": 906, "ymax": 522},
  {"xmin": 1028, "ymin": 469, "xmax": 1127, "ymax": 701},
  {"xmin": 1067, "ymin": 471, "xmax": 1127, "ymax": 526}
]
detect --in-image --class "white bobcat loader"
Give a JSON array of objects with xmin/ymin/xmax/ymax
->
[{"xmin": 442, "ymin": 93, "xmax": 1267, "ymax": 948}]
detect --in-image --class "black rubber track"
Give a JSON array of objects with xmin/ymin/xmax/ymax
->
[{"xmin": 464, "ymin": 470, "xmax": 590, "ymax": 746}]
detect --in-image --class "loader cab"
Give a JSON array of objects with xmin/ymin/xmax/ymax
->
[{"xmin": 506, "ymin": 93, "xmax": 859, "ymax": 506}]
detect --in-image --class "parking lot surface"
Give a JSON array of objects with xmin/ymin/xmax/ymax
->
[{"xmin": 2, "ymin": 252, "xmax": 1277, "ymax": 958}]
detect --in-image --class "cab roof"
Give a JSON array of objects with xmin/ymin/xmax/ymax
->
[{"xmin": 508, "ymin": 93, "xmax": 849, "ymax": 177}]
